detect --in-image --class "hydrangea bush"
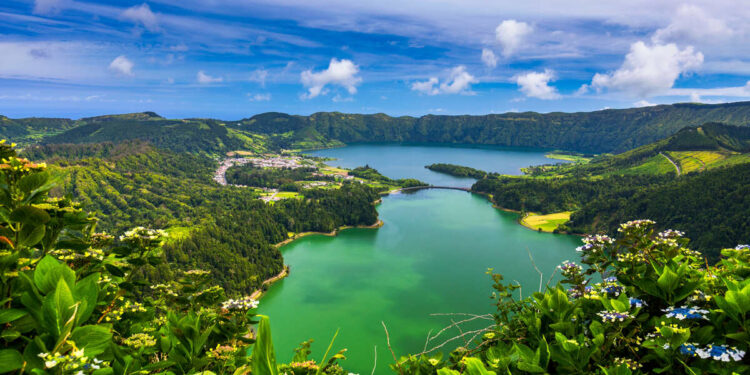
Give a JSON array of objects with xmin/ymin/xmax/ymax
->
[{"xmin": 394, "ymin": 219, "xmax": 750, "ymax": 374}]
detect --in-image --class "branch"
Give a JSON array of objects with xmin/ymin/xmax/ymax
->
[{"xmin": 381, "ymin": 321, "xmax": 403, "ymax": 375}]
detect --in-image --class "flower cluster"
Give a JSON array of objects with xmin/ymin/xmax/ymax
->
[
  {"xmin": 122, "ymin": 333, "xmax": 156, "ymax": 349},
  {"xmin": 207, "ymin": 344, "xmax": 238, "ymax": 361},
  {"xmin": 735, "ymin": 244, "xmax": 750, "ymax": 251},
  {"xmin": 679, "ymin": 343, "xmax": 745, "ymax": 361},
  {"xmin": 618, "ymin": 219, "xmax": 655, "ymax": 232},
  {"xmin": 285, "ymin": 360, "xmax": 319, "ymax": 372},
  {"xmin": 662, "ymin": 306, "xmax": 709, "ymax": 320},
  {"xmin": 629, "ymin": 297, "xmax": 646, "ymax": 308},
  {"xmin": 38, "ymin": 349, "xmax": 107, "ymax": 374},
  {"xmin": 49, "ymin": 248, "xmax": 105, "ymax": 262},
  {"xmin": 104, "ymin": 300, "xmax": 147, "ymax": 322},
  {"xmin": 597, "ymin": 311, "xmax": 633, "ymax": 323},
  {"xmin": 600, "ymin": 277, "xmax": 623, "ymax": 297},
  {"xmin": 576, "ymin": 234, "xmax": 614, "ymax": 253},
  {"xmin": 558, "ymin": 261, "xmax": 582, "ymax": 278},
  {"xmin": 221, "ymin": 296, "xmax": 259, "ymax": 310},
  {"xmin": 150, "ymin": 283, "xmax": 178, "ymax": 298},
  {"xmin": 613, "ymin": 357, "xmax": 642, "ymax": 370},
  {"xmin": 119, "ymin": 227, "xmax": 167, "ymax": 242}
]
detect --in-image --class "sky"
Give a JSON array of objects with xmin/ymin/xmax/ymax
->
[{"xmin": 1, "ymin": 0, "xmax": 749, "ymax": 119}]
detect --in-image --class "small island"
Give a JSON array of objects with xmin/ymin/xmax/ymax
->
[{"xmin": 425, "ymin": 163, "xmax": 489, "ymax": 178}]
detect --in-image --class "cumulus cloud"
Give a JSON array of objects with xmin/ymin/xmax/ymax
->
[
  {"xmin": 300, "ymin": 58, "xmax": 361, "ymax": 99},
  {"xmin": 121, "ymin": 3, "xmax": 159, "ymax": 32},
  {"xmin": 495, "ymin": 20, "xmax": 533, "ymax": 57},
  {"xmin": 197, "ymin": 70, "xmax": 223, "ymax": 84},
  {"xmin": 515, "ymin": 69, "xmax": 560, "ymax": 99},
  {"xmin": 481, "ymin": 48, "xmax": 498, "ymax": 68},
  {"xmin": 247, "ymin": 93, "xmax": 271, "ymax": 101},
  {"xmin": 411, "ymin": 66, "xmax": 478, "ymax": 95},
  {"xmin": 633, "ymin": 100, "xmax": 656, "ymax": 107},
  {"xmin": 249, "ymin": 69, "xmax": 268, "ymax": 87},
  {"xmin": 583, "ymin": 41, "xmax": 703, "ymax": 98},
  {"xmin": 652, "ymin": 5, "xmax": 732, "ymax": 45},
  {"xmin": 109, "ymin": 55, "xmax": 134, "ymax": 76},
  {"xmin": 33, "ymin": 0, "xmax": 65, "ymax": 15}
]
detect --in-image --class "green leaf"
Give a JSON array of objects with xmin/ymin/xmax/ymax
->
[
  {"xmin": 34, "ymin": 255, "xmax": 75, "ymax": 295},
  {"xmin": 104, "ymin": 264, "xmax": 125, "ymax": 277},
  {"xmin": 464, "ymin": 357, "xmax": 497, "ymax": 375},
  {"xmin": 251, "ymin": 315, "xmax": 278, "ymax": 375},
  {"xmin": 71, "ymin": 325, "xmax": 112, "ymax": 357},
  {"xmin": 42, "ymin": 278, "xmax": 76, "ymax": 340},
  {"xmin": 18, "ymin": 224, "xmax": 45, "ymax": 247},
  {"xmin": 73, "ymin": 273, "xmax": 99, "ymax": 324},
  {"xmin": 657, "ymin": 266, "xmax": 679, "ymax": 294},
  {"xmin": 0, "ymin": 349, "xmax": 24, "ymax": 373},
  {"xmin": 0, "ymin": 309, "xmax": 27, "ymax": 325},
  {"xmin": 437, "ymin": 369, "xmax": 460, "ymax": 375},
  {"xmin": 9, "ymin": 206, "xmax": 50, "ymax": 226},
  {"xmin": 18, "ymin": 172, "xmax": 50, "ymax": 195}
]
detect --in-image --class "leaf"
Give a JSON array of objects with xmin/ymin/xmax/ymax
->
[
  {"xmin": 0, "ymin": 349, "xmax": 24, "ymax": 373},
  {"xmin": 73, "ymin": 273, "xmax": 99, "ymax": 324},
  {"xmin": 42, "ymin": 278, "xmax": 76, "ymax": 340},
  {"xmin": 18, "ymin": 224, "xmax": 45, "ymax": 247},
  {"xmin": 9, "ymin": 206, "xmax": 50, "ymax": 226},
  {"xmin": 657, "ymin": 266, "xmax": 679, "ymax": 294},
  {"xmin": 18, "ymin": 172, "xmax": 50, "ymax": 195},
  {"xmin": 71, "ymin": 325, "xmax": 112, "ymax": 357},
  {"xmin": 34, "ymin": 255, "xmax": 75, "ymax": 295},
  {"xmin": 104, "ymin": 264, "xmax": 125, "ymax": 277},
  {"xmin": 0, "ymin": 309, "xmax": 27, "ymax": 325},
  {"xmin": 463, "ymin": 357, "xmax": 497, "ymax": 375},
  {"xmin": 251, "ymin": 315, "xmax": 278, "ymax": 375}
]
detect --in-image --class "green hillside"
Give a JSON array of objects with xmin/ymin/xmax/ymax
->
[
  {"xmin": 237, "ymin": 101, "xmax": 750, "ymax": 153},
  {"xmin": 472, "ymin": 122, "xmax": 750, "ymax": 258},
  {"xmin": 0, "ymin": 115, "xmax": 77, "ymax": 146},
  {"xmin": 40, "ymin": 113, "xmax": 268, "ymax": 155}
]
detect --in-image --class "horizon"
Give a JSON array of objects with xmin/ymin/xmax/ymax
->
[
  {"xmin": 2, "ymin": 1, "xmax": 750, "ymax": 118},
  {"xmin": 5, "ymin": 100, "xmax": 749, "ymax": 122}
]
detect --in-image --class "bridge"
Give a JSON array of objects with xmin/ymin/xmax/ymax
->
[{"xmin": 397, "ymin": 185, "xmax": 472, "ymax": 192}]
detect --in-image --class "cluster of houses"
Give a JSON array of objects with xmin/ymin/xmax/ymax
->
[{"xmin": 213, "ymin": 156, "xmax": 309, "ymax": 186}]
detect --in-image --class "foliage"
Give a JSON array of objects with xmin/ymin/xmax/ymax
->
[
  {"xmin": 225, "ymin": 165, "xmax": 331, "ymax": 191},
  {"xmin": 349, "ymin": 166, "xmax": 427, "ymax": 189},
  {"xmin": 23, "ymin": 142, "xmax": 380, "ymax": 296},
  {"xmin": 425, "ymin": 164, "xmax": 488, "ymax": 179},
  {"xmin": 397, "ymin": 220, "xmax": 750, "ymax": 374},
  {"xmin": 0, "ymin": 141, "xmax": 349, "ymax": 375},
  {"xmin": 236, "ymin": 102, "xmax": 750, "ymax": 153}
]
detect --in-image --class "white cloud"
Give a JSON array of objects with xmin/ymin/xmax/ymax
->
[
  {"xmin": 411, "ymin": 66, "xmax": 478, "ymax": 95},
  {"xmin": 249, "ymin": 69, "xmax": 268, "ymax": 87},
  {"xmin": 121, "ymin": 3, "xmax": 159, "ymax": 32},
  {"xmin": 689, "ymin": 92, "xmax": 701, "ymax": 103},
  {"xmin": 495, "ymin": 20, "xmax": 533, "ymax": 57},
  {"xmin": 332, "ymin": 94, "xmax": 354, "ymax": 102},
  {"xmin": 33, "ymin": 0, "xmax": 65, "ymax": 15},
  {"xmin": 197, "ymin": 70, "xmax": 223, "ymax": 84},
  {"xmin": 300, "ymin": 58, "xmax": 361, "ymax": 99},
  {"xmin": 652, "ymin": 5, "xmax": 732, "ymax": 45},
  {"xmin": 633, "ymin": 100, "xmax": 656, "ymax": 107},
  {"xmin": 481, "ymin": 48, "xmax": 498, "ymax": 68},
  {"xmin": 411, "ymin": 78, "xmax": 439, "ymax": 95},
  {"xmin": 247, "ymin": 93, "xmax": 271, "ymax": 101},
  {"xmin": 584, "ymin": 41, "xmax": 703, "ymax": 98},
  {"xmin": 515, "ymin": 69, "xmax": 561, "ymax": 99},
  {"xmin": 108, "ymin": 55, "xmax": 134, "ymax": 76}
]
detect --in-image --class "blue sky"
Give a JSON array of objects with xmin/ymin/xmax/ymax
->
[{"xmin": 1, "ymin": 0, "xmax": 749, "ymax": 119}]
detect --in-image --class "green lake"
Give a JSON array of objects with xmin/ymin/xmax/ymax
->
[{"xmin": 259, "ymin": 145, "xmax": 580, "ymax": 374}]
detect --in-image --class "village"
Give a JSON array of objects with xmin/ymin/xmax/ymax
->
[{"xmin": 213, "ymin": 154, "xmax": 358, "ymax": 202}]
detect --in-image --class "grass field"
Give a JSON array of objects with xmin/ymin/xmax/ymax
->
[
  {"xmin": 618, "ymin": 154, "xmax": 677, "ymax": 175},
  {"xmin": 520, "ymin": 211, "xmax": 571, "ymax": 232},
  {"xmin": 668, "ymin": 151, "xmax": 727, "ymax": 173},
  {"xmin": 545, "ymin": 152, "xmax": 592, "ymax": 163}
]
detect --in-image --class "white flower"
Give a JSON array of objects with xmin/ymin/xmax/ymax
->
[{"xmin": 45, "ymin": 360, "xmax": 58, "ymax": 368}]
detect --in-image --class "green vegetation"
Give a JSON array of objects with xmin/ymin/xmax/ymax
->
[
  {"xmin": 545, "ymin": 151, "xmax": 593, "ymax": 163},
  {"xmin": 226, "ymin": 165, "xmax": 329, "ymax": 191},
  {"xmin": 21, "ymin": 141, "xmax": 380, "ymax": 295},
  {"xmin": 237, "ymin": 102, "xmax": 750, "ymax": 153},
  {"xmin": 473, "ymin": 123, "xmax": 750, "ymax": 260},
  {"xmin": 392, "ymin": 221, "xmax": 750, "ymax": 374},
  {"xmin": 0, "ymin": 143, "xmax": 350, "ymax": 375},
  {"xmin": 349, "ymin": 165, "xmax": 428, "ymax": 190},
  {"xmin": 425, "ymin": 163, "xmax": 488, "ymax": 179}
]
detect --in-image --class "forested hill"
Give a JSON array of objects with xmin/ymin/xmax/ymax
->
[
  {"xmin": 4, "ymin": 101, "xmax": 750, "ymax": 154},
  {"xmin": 236, "ymin": 101, "xmax": 750, "ymax": 153}
]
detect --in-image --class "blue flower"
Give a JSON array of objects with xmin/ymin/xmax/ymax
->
[
  {"xmin": 629, "ymin": 297, "xmax": 646, "ymax": 308},
  {"xmin": 662, "ymin": 306, "xmax": 708, "ymax": 320},
  {"xmin": 696, "ymin": 345, "xmax": 746, "ymax": 362}
]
